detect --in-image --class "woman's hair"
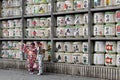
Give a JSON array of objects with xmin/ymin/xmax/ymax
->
[{"xmin": 31, "ymin": 42, "xmax": 35, "ymax": 46}]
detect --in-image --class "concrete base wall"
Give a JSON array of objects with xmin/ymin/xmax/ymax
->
[{"xmin": 0, "ymin": 59, "xmax": 120, "ymax": 80}]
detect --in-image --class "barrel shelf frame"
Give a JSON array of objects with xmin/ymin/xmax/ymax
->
[
  {"xmin": 0, "ymin": 16, "xmax": 22, "ymax": 21},
  {"xmin": 0, "ymin": 0, "xmax": 120, "ymax": 80}
]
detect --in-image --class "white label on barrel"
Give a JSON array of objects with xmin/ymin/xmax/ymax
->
[
  {"xmin": 105, "ymin": 54, "xmax": 116, "ymax": 66},
  {"xmin": 65, "ymin": 27, "xmax": 74, "ymax": 37},
  {"xmin": 95, "ymin": 41, "xmax": 105, "ymax": 52},
  {"xmin": 64, "ymin": 0, "xmax": 73, "ymax": 11},
  {"xmin": 94, "ymin": 13, "xmax": 104, "ymax": 23},
  {"xmin": 105, "ymin": 12, "xmax": 115, "ymax": 23},
  {"xmin": 64, "ymin": 42, "xmax": 73, "ymax": 52},
  {"xmin": 56, "ymin": 27, "xmax": 65, "ymax": 37},
  {"xmin": 72, "ymin": 53, "xmax": 83, "ymax": 63},
  {"xmin": 116, "ymin": 23, "xmax": 120, "ymax": 36},
  {"xmin": 104, "ymin": 24, "xmax": 115, "ymax": 36},
  {"xmin": 82, "ymin": 42, "xmax": 88, "ymax": 53},
  {"xmin": 94, "ymin": 0, "xmax": 104, "ymax": 7},
  {"xmin": 57, "ymin": 17, "xmax": 66, "ymax": 26},
  {"xmin": 116, "ymin": 54, "xmax": 120, "ymax": 66},
  {"xmin": 117, "ymin": 41, "xmax": 120, "ymax": 53},
  {"xmin": 83, "ymin": 14, "xmax": 88, "ymax": 24},
  {"xmin": 74, "ymin": 0, "xmax": 83, "ymax": 10},
  {"xmin": 106, "ymin": 41, "xmax": 117, "ymax": 53},
  {"xmin": 94, "ymin": 54, "xmax": 105, "ymax": 65},
  {"xmin": 83, "ymin": 26, "xmax": 88, "ymax": 37},
  {"xmin": 115, "ymin": 0, "xmax": 120, "ymax": 5},
  {"xmin": 74, "ymin": 14, "xmax": 83, "ymax": 24},
  {"xmin": 65, "ymin": 15, "xmax": 74, "ymax": 25},
  {"xmin": 83, "ymin": 0, "xmax": 88, "ymax": 8},
  {"xmin": 56, "ymin": 1, "xmax": 65, "ymax": 12},
  {"xmin": 56, "ymin": 42, "xmax": 64, "ymax": 52},
  {"xmin": 94, "ymin": 25, "xmax": 104, "ymax": 36},
  {"xmin": 82, "ymin": 54, "xmax": 88, "ymax": 64},
  {"xmin": 116, "ymin": 11, "xmax": 120, "ymax": 22}
]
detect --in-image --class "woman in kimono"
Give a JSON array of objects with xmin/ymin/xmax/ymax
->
[{"xmin": 23, "ymin": 42, "xmax": 37, "ymax": 74}]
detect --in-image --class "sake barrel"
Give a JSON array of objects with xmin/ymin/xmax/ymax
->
[
  {"xmin": 72, "ymin": 53, "xmax": 83, "ymax": 63},
  {"xmin": 56, "ymin": 52, "xmax": 65, "ymax": 62},
  {"xmin": 47, "ymin": 41, "xmax": 51, "ymax": 51},
  {"xmin": 104, "ymin": 0, "xmax": 115, "ymax": 6},
  {"xmin": 83, "ymin": 0, "xmax": 88, "ymax": 9},
  {"xmin": 82, "ymin": 42, "xmax": 88, "ymax": 53},
  {"xmin": 94, "ymin": 53, "xmax": 105, "ymax": 65},
  {"xmin": 116, "ymin": 23, "xmax": 120, "ymax": 37},
  {"xmin": 64, "ymin": 42, "xmax": 73, "ymax": 52},
  {"xmin": 40, "ymin": 18, "xmax": 48, "ymax": 27},
  {"xmin": 93, "ymin": 24, "xmax": 104, "ymax": 37},
  {"xmin": 13, "ymin": 8, "xmax": 21, "ymax": 16},
  {"xmin": 56, "ymin": 27, "xmax": 65, "ymax": 38},
  {"xmin": 39, "ymin": 3, "xmax": 48, "ymax": 14},
  {"xmin": 82, "ymin": 53, "xmax": 88, "ymax": 64},
  {"xmin": 2, "ymin": 29, "xmax": 9, "ymax": 38},
  {"xmin": 94, "ymin": 12, "xmax": 104, "ymax": 24},
  {"xmin": 46, "ymin": 28, "xmax": 51, "ymax": 38},
  {"xmin": 105, "ymin": 41, "xmax": 117, "ymax": 53},
  {"xmin": 1, "ymin": 41, "xmax": 7, "ymax": 49},
  {"xmin": 8, "ymin": 29, "xmax": 14, "ymax": 38},
  {"xmin": 104, "ymin": 24, "xmax": 116, "ymax": 37},
  {"xmin": 14, "ymin": 28, "xmax": 22, "ymax": 38},
  {"xmin": 73, "ymin": 42, "xmax": 82, "ymax": 52},
  {"xmin": 13, "ymin": 0, "xmax": 21, "ymax": 7},
  {"xmin": 83, "ymin": 25, "xmax": 88, "ymax": 37},
  {"xmin": 56, "ymin": 1, "xmax": 65, "ymax": 12},
  {"xmin": 7, "ymin": 41, "xmax": 13, "ymax": 49},
  {"xmin": 115, "ymin": 0, "xmax": 120, "ymax": 5},
  {"xmin": 105, "ymin": 12, "xmax": 115, "ymax": 23},
  {"xmin": 48, "ymin": 3, "xmax": 51, "ymax": 13},
  {"xmin": 105, "ymin": 53, "xmax": 116, "ymax": 66},
  {"xmin": 27, "ymin": 19, "xmax": 33, "ymax": 27},
  {"xmin": 116, "ymin": 54, "xmax": 120, "ymax": 66},
  {"xmin": 8, "ymin": 20, "xmax": 14, "ymax": 28},
  {"xmin": 14, "ymin": 19, "xmax": 22, "ymax": 28},
  {"xmin": 83, "ymin": 13, "xmax": 88, "ymax": 24},
  {"xmin": 40, "ymin": 41, "xmax": 48, "ymax": 50},
  {"xmin": 1, "ymin": 50, "xmax": 8, "ymax": 58},
  {"xmin": 65, "ymin": 15, "xmax": 74, "ymax": 25},
  {"xmin": 115, "ymin": 11, "xmax": 120, "ymax": 22},
  {"xmin": 74, "ymin": 25, "xmax": 84, "ymax": 38},
  {"xmin": 74, "ymin": 14, "xmax": 83, "ymax": 25},
  {"xmin": 56, "ymin": 42, "xmax": 64, "ymax": 52},
  {"xmin": 64, "ymin": 53, "xmax": 73, "ymax": 63},
  {"xmin": 32, "ymin": 18, "xmax": 40, "ymax": 27},
  {"xmin": 33, "ymin": 5, "xmax": 39, "ymax": 14},
  {"xmin": 74, "ymin": 0, "xmax": 83, "ymax": 10},
  {"xmin": 26, "ymin": 28, "xmax": 33, "ymax": 38},
  {"xmin": 95, "ymin": 41, "xmax": 105, "ymax": 52},
  {"xmin": 65, "ymin": 26, "xmax": 74, "ymax": 38},
  {"xmin": 2, "ymin": 21, "xmax": 8, "ymax": 28},
  {"xmin": 47, "ymin": 17, "xmax": 51, "ymax": 27},
  {"xmin": 26, "ymin": 0, "xmax": 33, "ymax": 4},
  {"xmin": 94, "ymin": 0, "xmax": 104, "ymax": 8},
  {"xmin": 15, "ymin": 50, "xmax": 21, "ymax": 59},
  {"xmin": 25, "ymin": 5, "xmax": 33, "ymax": 15},
  {"xmin": 64, "ymin": 0, "xmax": 74, "ymax": 11},
  {"xmin": 117, "ymin": 41, "xmax": 120, "ymax": 53},
  {"xmin": 57, "ymin": 16, "xmax": 66, "ymax": 26}
]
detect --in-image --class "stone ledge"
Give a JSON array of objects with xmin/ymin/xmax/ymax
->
[{"xmin": 0, "ymin": 59, "xmax": 120, "ymax": 80}]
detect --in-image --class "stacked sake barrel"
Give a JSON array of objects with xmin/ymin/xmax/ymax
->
[
  {"xmin": 56, "ymin": 13, "xmax": 88, "ymax": 38},
  {"xmin": 25, "ymin": 0, "xmax": 51, "ymax": 15},
  {"xmin": 1, "ymin": 41, "xmax": 22, "ymax": 59},
  {"xmin": 94, "ymin": 41, "xmax": 120, "ymax": 66},
  {"xmin": 2, "ymin": 19, "xmax": 22, "ymax": 38},
  {"xmin": 26, "ymin": 17, "xmax": 51, "ymax": 38},
  {"xmin": 94, "ymin": 0, "xmax": 120, "ymax": 8},
  {"xmin": 55, "ymin": 41, "xmax": 88, "ymax": 64},
  {"xmin": 1, "ymin": 0, "xmax": 22, "ymax": 17},
  {"xmin": 56, "ymin": 0, "xmax": 88, "ymax": 12}
]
